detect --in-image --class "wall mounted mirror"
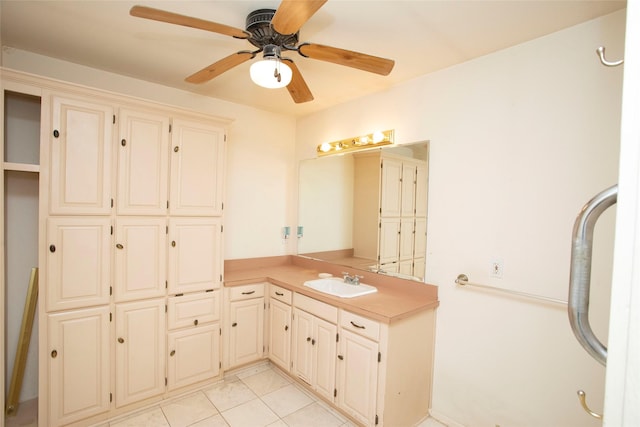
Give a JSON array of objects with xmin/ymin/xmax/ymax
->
[{"xmin": 298, "ymin": 141, "xmax": 429, "ymax": 281}]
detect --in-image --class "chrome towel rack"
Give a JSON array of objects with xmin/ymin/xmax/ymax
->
[{"xmin": 455, "ymin": 274, "xmax": 567, "ymax": 305}]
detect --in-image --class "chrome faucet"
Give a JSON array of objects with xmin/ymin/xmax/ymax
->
[{"xmin": 342, "ymin": 272, "xmax": 363, "ymax": 285}]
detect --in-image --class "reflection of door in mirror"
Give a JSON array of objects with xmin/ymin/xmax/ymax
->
[{"xmin": 297, "ymin": 141, "xmax": 429, "ymax": 281}]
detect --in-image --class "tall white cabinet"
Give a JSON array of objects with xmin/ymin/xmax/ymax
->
[{"xmin": 0, "ymin": 71, "xmax": 228, "ymax": 427}]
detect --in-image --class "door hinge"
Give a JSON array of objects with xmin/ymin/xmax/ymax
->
[
  {"xmin": 375, "ymin": 414, "xmax": 379, "ymax": 425},
  {"xmin": 110, "ymin": 286, "xmax": 113, "ymax": 296},
  {"xmin": 219, "ymin": 361, "xmax": 222, "ymax": 368},
  {"xmin": 111, "ymin": 198, "xmax": 114, "ymax": 208},
  {"xmin": 334, "ymin": 388, "xmax": 337, "ymax": 397},
  {"xmin": 165, "ymin": 304, "xmax": 167, "ymax": 313},
  {"xmin": 112, "ymin": 115, "xmax": 116, "ymax": 124},
  {"xmin": 165, "ymin": 280, "xmax": 168, "ymax": 289},
  {"xmin": 169, "ymin": 124, "xmax": 172, "ymax": 133},
  {"xmin": 378, "ymin": 352, "xmax": 381, "ymax": 363},
  {"xmin": 110, "ymin": 225, "xmax": 113, "ymax": 235},
  {"xmin": 336, "ymin": 333, "xmax": 339, "ymax": 342},
  {"xmin": 165, "ymin": 377, "xmax": 168, "ymax": 386},
  {"xmin": 110, "ymin": 392, "xmax": 113, "ymax": 402},
  {"xmin": 109, "ymin": 312, "xmax": 112, "ymax": 322},
  {"xmin": 167, "ymin": 200, "xmax": 169, "ymax": 209},
  {"xmin": 220, "ymin": 274, "xmax": 223, "ymax": 282},
  {"xmin": 166, "ymin": 225, "xmax": 169, "ymax": 234},
  {"xmin": 219, "ymin": 328, "xmax": 222, "ymax": 336},
  {"xmin": 222, "ymin": 202, "xmax": 224, "ymax": 210},
  {"xmin": 221, "ymin": 225, "xmax": 224, "ymax": 232},
  {"xmin": 224, "ymin": 134, "xmax": 227, "ymax": 142}
]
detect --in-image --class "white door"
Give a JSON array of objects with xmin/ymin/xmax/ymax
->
[
  {"xmin": 167, "ymin": 217, "xmax": 222, "ymax": 294},
  {"xmin": 337, "ymin": 329, "xmax": 379, "ymax": 426},
  {"xmin": 399, "ymin": 217, "xmax": 415, "ymax": 262},
  {"xmin": 604, "ymin": 3, "xmax": 640, "ymax": 424},
  {"xmin": 400, "ymin": 163, "xmax": 416, "ymax": 217},
  {"xmin": 115, "ymin": 299, "xmax": 166, "ymax": 408},
  {"xmin": 292, "ymin": 308, "xmax": 314, "ymax": 384},
  {"xmin": 169, "ymin": 119, "xmax": 225, "ymax": 216},
  {"xmin": 47, "ymin": 307, "xmax": 110, "ymax": 426},
  {"xmin": 379, "ymin": 158, "xmax": 402, "ymax": 217},
  {"xmin": 117, "ymin": 108, "xmax": 169, "ymax": 215},
  {"xmin": 49, "ymin": 95, "xmax": 112, "ymax": 214},
  {"xmin": 312, "ymin": 317, "xmax": 337, "ymax": 402},
  {"xmin": 114, "ymin": 217, "xmax": 167, "ymax": 302},
  {"xmin": 167, "ymin": 324, "xmax": 220, "ymax": 390},
  {"xmin": 269, "ymin": 299, "xmax": 292, "ymax": 371},
  {"xmin": 228, "ymin": 298, "xmax": 264, "ymax": 367},
  {"xmin": 378, "ymin": 217, "xmax": 400, "ymax": 264},
  {"xmin": 46, "ymin": 217, "xmax": 111, "ymax": 311}
]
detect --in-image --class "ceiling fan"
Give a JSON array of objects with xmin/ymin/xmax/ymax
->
[{"xmin": 130, "ymin": 0, "xmax": 395, "ymax": 104}]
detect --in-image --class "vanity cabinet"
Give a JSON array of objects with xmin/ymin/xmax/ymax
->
[
  {"xmin": 291, "ymin": 293, "xmax": 337, "ymax": 403},
  {"xmin": 225, "ymin": 283, "xmax": 266, "ymax": 369},
  {"xmin": 268, "ymin": 285, "xmax": 292, "ymax": 372}
]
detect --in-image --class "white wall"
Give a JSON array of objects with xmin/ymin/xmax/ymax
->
[
  {"xmin": 295, "ymin": 10, "xmax": 625, "ymax": 427},
  {"xmin": 1, "ymin": 49, "xmax": 298, "ymax": 261}
]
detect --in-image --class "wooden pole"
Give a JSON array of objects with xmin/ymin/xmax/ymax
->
[{"xmin": 5, "ymin": 267, "xmax": 38, "ymax": 416}]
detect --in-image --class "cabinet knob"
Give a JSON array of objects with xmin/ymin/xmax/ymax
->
[
  {"xmin": 49, "ymin": 244, "xmax": 56, "ymax": 253},
  {"xmin": 121, "ymin": 139, "xmax": 127, "ymax": 147},
  {"xmin": 118, "ymin": 337, "xmax": 125, "ymax": 344},
  {"xmin": 307, "ymin": 337, "xmax": 311, "ymax": 342},
  {"xmin": 312, "ymin": 339, "xmax": 316, "ymax": 345},
  {"xmin": 170, "ymin": 350, "xmax": 175, "ymax": 356},
  {"xmin": 232, "ymin": 322, "xmax": 237, "ymax": 327},
  {"xmin": 174, "ymin": 146, "xmax": 179, "ymax": 153},
  {"xmin": 116, "ymin": 243, "xmax": 124, "ymax": 249},
  {"xmin": 53, "ymin": 130, "xmax": 59, "ymax": 138},
  {"xmin": 51, "ymin": 350, "xmax": 58, "ymax": 358},
  {"xmin": 193, "ymin": 319, "xmax": 199, "ymax": 326},
  {"xmin": 171, "ymin": 241, "xmax": 176, "ymax": 247},
  {"xmin": 338, "ymin": 355, "xmax": 344, "ymax": 360},
  {"xmin": 284, "ymin": 325, "xmax": 289, "ymax": 331}
]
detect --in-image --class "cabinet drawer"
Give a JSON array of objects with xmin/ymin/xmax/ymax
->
[
  {"xmin": 168, "ymin": 291, "xmax": 220, "ymax": 330},
  {"xmin": 228, "ymin": 283, "xmax": 265, "ymax": 301},
  {"xmin": 294, "ymin": 293, "xmax": 338, "ymax": 324},
  {"xmin": 269, "ymin": 284, "xmax": 292, "ymax": 305},
  {"xmin": 340, "ymin": 310, "xmax": 380, "ymax": 342}
]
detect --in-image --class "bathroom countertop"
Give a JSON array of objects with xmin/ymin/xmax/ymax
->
[{"xmin": 224, "ymin": 256, "xmax": 439, "ymax": 324}]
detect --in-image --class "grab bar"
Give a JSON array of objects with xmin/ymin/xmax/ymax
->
[
  {"xmin": 455, "ymin": 274, "xmax": 567, "ymax": 305},
  {"xmin": 568, "ymin": 184, "xmax": 617, "ymax": 366}
]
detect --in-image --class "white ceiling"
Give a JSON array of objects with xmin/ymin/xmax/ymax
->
[{"xmin": 0, "ymin": 0, "xmax": 626, "ymax": 117}]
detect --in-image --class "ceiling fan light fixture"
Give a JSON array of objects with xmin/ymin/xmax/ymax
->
[{"xmin": 250, "ymin": 44, "xmax": 292, "ymax": 89}]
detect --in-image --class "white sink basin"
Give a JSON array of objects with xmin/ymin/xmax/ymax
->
[{"xmin": 303, "ymin": 277, "xmax": 377, "ymax": 298}]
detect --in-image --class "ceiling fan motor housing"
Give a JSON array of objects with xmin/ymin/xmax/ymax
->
[{"xmin": 246, "ymin": 9, "xmax": 299, "ymax": 50}]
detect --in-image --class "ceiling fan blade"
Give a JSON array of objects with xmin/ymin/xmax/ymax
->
[
  {"xmin": 298, "ymin": 43, "xmax": 395, "ymax": 76},
  {"xmin": 186, "ymin": 51, "xmax": 255, "ymax": 84},
  {"xmin": 271, "ymin": 0, "xmax": 327, "ymax": 35},
  {"xmin": 282, "ymin": 58, "xmax": 314, "ymax": 103},
  {"xmin": 130, "ymin": 5, "xmax": 250, "ymax": 39}
]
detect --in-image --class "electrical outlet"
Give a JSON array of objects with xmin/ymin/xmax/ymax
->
[{"xmin": 490, "ymin": 258, "xmax": 504, "ymax": 278}]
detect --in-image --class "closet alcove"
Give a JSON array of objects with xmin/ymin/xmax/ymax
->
[{"xmin": 3, "ymin": 89, "xmax": 41, "ymax": 426}]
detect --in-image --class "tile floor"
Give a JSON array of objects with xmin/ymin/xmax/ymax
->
[{"xmin": 107, "ymin": 362, "xmax": 447, "ymax": 427}]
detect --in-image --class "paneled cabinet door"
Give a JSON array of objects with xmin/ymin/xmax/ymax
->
[
  {"xmin": 117, "ymin": 109, "xmax": 170, "ymax": 215},
  {"xmin": 167, "ymin": 217, "xmax": 222, "ymax": 295},
  {"xmin": 115, "ymin": 299, "xmax": 166, "ymax": 408},
  {"xmin": 167, "ymin": 324, "xmax": 220, "ymax": 391},
  {"xmin": 292, "ymin": 308, "xmax": 314, "ymax": 384},
  {"xmin": 269, "ymin": 299, "xmax": 291, "ymax": 371},
  {"xmin": 49, "ymin": 95, "xmax": 112, "ymax": 214},
  {"xmin": 415, "ymin": 164, "xmax": 429, "ymax": 217},
  {"xmin": 379, "ymin": 158, "xmax": 402, "ymax": 217},
  {"xmin": 46, "ymin": 217, "xmax": 111, "ymax": 312},
  {"xmin": 337, "ymin": 329, "xmax": 379, "ymax": 426},
  {"xmin": 311, "ymin": 316, "xmax": 337, "ymax": 402},
  {"xmin": 400, "ymin": 163, "xmax": 417, "ymax": 217},
  {"xmin": 378, "ymin": 217, "xmax": 400, "ymax": 265},
  {"xmin": 169, "ymin": 119, "xmax": 225, "ymax": 216},
  {"xmin": 414, "ymin": 217, "xmax": 427, "ymax": 259},
  {"xmin": 47, "ymin": 307, "xmax": 110, "ymax": 427},
  {"xmin": 114, "ymin": 217, "xmax": 167, "ymax": 302},
  {"xmin": 228, "ymin": 298, "xmax": 265, "ymax": 367},
  {"xmin": 399, "ymin": 217, "xmax": 415, "ymax": 262}
]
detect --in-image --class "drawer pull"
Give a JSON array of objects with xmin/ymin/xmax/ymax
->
[
  {"xmin": 116, "ymin": 243, "xmax": 124, "ymax": 249},
  {"xmin": 350, "ymin": 321, "xmax": 366, "ymax": 329},
  {"xmin": 275, "ymin": 291, "xmax": 284, "ymax": 296},
  {"xmin": 232, "ymin": 322, "xmax": 237, "ymax": 327},
  {"xmin": 118, "ymin": 337, "xmax": 125, "ymax": 343},
  {"xmin": 193, "ymin": 319, "xmax": 199, "ymax": 326},
  {"xmin": 241, "ymin": 290, "xmax": 255, "ymax": 295}
]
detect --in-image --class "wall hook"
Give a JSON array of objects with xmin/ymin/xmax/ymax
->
[
  {"xmin": 577, "ymin": 390, "xmax": 603, "ymax": 419},
  {"xmin": 596, "ymin": 46, "xmax": 624, "ymax": 67}
]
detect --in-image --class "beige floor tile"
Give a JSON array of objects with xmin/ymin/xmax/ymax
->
[
  {"xmin": 110, "ymin": 407, "xmax": 169, "ymax": 427},
  {"xmin": 416, "ymin": 417, "xmax": 448, "ymax": 427},
  {"xmin": 161, "ymin": 392, "xmax": 218, "ymax": 427},
  {"xmin": 220, "ymin": 399, "xmax": 279, "ymax": 427},
  {"xmin": 261, "ymin": 384, "xmax": 314, "ymax": 418},
  {"xmin": 189, "ymin": 413, "xmax": 230, "ymax": 427},
  {"xmin": 203, "ymin": 379, "xmax": 257, "ymax": 412},
  {"xmin": 282, "ymin": 402, "xmax": 344, "ymax": 427},
  {"xmin": 234, "ymin": 362, "xmax": 272, "ymax": 379},
  {"xmin": 239, "ymin": 368, "xmax": 290, "ymax": 396}
]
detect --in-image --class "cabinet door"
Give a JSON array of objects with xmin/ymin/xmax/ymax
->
[
  {"xmin": 269, "ymin": 299, "xmax": 291, "ymax": 371},
  {"xmin": 114, "ymin": 217, "xmax": 167, "ymax": 302},
  {"xmin": 228, "ymin": 298, "xmax": 265, "ymax": 367},
  {"xmin": 399, "ymin": 217, "xmax": 415, "ymax": 262},
  {"xmin": 115, "ymin": 299, "xmax": 166, "ymax": 408},
  {"xmin": 168, "ymin": 217, "xmax": 222, "ymax": 294},
  {"xmin": 169, "ymin": 119, "xmax": 225, "ymax": 216},
  {"xmin": 46, "ymin": 217, "xmax": 111, "ymax": 311},
  {"xmin": 380, "ymin": 158, "xmax": 402, "ymax": 217},
  {"xmin": 168, "ymin": 324, "xmax": 220, "ymax": 391},
  {"xmin": 48, "ymin": 307, "xmax": 110, "ymax": 426},
  {"xmin": 400, "ymin": 163, "xmax": 417, "ymax": 217},
  {"xmin": 117, "ymin": 109, "xmax": 169, "ymax": 215},
  {"xmin": 292, "ymin": 308, "xmax": 314, "ymax": 384},
  {"xmin": 50, "ymin": 96, "xmax": 112, "ymax": 214},
  {"xmin": 414, "ymin": 217, "xmax": 427, "ymax": 259},
  {"xmin": 415, "ymin": 163, "xmax": 429, "ymax": 217},
  {"xmin": 312, "ymin": 317, "xmax": 337, "ymax": 402},
  {"xmin": 378, "ymin": 217, "xmax": 400, "ymax": 265},
  {"xmin": 337, "ymin": 329, "xmax": 379, "ymax": 426}
]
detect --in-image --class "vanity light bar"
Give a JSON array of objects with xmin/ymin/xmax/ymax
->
[{"xmin": 316, "ymin": 129, "xmax": 395, "ymax": 156}]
